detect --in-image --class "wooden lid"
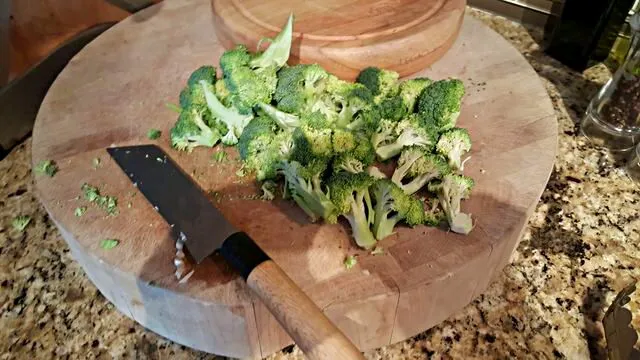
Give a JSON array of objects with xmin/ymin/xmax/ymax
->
[{"xmin": 212, "ymin": 0, "xmax": 466, "ymax": 80}]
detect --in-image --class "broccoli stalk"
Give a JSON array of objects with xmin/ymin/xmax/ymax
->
[
  {"xmin": 428, "ymin": 174, "xmax": 474, "ymax": 234},
  {"xmin": 201, "ymin": 80, "xmax": 253, "ymax": 145},
  {"xmin": 371, "ymin": 179, "xmax": 424, "ymax": 240},
  {"xmin": 392, "ymin": 147, "xmax": 450, "ymax": 195},
  {"xmin": 258, "ymin": 103, "xmax": 300, "ymax": 130},
  {"xmin": 279, "ymin": 160, "xmax": 337, "ymax": 223},
  {"xmin": 436, "ymin": 128, "xmax": 472, "ymax": 171},
  {"xmin": 329, "ymin": 173, "xmax": 376, "ymax": 249},
  {"xmin": 374, "ymin": 116, "xmax": 438, "ymax": 161}
]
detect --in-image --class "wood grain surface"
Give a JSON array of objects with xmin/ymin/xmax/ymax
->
[
  {"xmin": 31, "ymin": 0, "xmax": 557, "ymax": 358},
  {"xmin": 212, "ymin": 0, "xmax": 466, "ymax": 80}
]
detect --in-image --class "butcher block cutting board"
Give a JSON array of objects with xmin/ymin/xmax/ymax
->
[
  {"xmin": 212, "ymin": 0, "xmax": 466, "ymax": 80},
  {"xmin": 31, "ymin": 0, "xmax": 557, "ymax": 358}
]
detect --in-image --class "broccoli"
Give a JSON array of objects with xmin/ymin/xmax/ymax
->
[
  {"xmin": 423, "ymin": 197, "xmax": 446, "ymax": 227},
  {"xmin": 371, "ymin": 179, "xmax": 424, "ymax": 240},
  {"xmin": 289, "ymin": 122, "xmax": 334, "ymax": 162},
  {"xmin": 220, "ymin": 15, "xmax": 293, "ymax": 114},
  {"xmin": 392, "ymin": 147, "xmax": 450, "ymax": 195},
  {"xmin": 329, "ymin": 172, "xmax": 376, "ymax": 249},
  {"xmin": 147, "ymin": 128, "xmax": 161, "ymax": 140},
  {"xmin": 331, "ymin": 128, "xmax": 357, "ymax": 153},
  {"xmin": 399, "ymin": 78, "xmax": 432, "ymax": 113},
  {"xmin": 279, "ymin": 159, "xmax": 337, "ymax": 223},
  {"xmin": 238, "ymin": 116, "xmax": 292, "ymax": 181},
  {"xmin": 12, "ymin": 215, "xmax": 31, "ymax": 232},
  {"xmin": 179, "ymin": 67, "xmax": 216, "ymax": 110},
  {"xmin": 356, "ymin": 67, "xmax": 400, "ymax": 99},
  {"xmin": 186, "ymin": 65, "xmax": 217, "ymax": 87},
  {"xmin": 367, "ymin": 166, "xmax": 387, "ymax": 179},
  {"xmin": 274, "ymin": 64, "xmax": 337, "ymax": 118},
  {"xmin": 35, "ymin": 160, "xmax": 58, "ymax": 177},
  {"xmin": 417, "ymin": 79, "xmax": 465, "ymax": 131},
  {"xmin": 344, "ymin": 255, "xmax": 357, "ymax": 269},
  {"xmin": 436, "ymin": 128, "xmax": 472, "ymax": 171},
  {"xmin": 260, "ymin": 180, "xmax": 277, "ymax": 201},
  {"xmin": 375, "ymin": 95, "xmax": 406, "ymax": 122},
  {"xmin": 170, "ymin": 107, "xmax": 221, "ymax": 151},
  {"xmin": 258, "ymin": 103, "xmax": 300, "ymax": 130},
  {"xmin": 374, "ymin": 115, "xmax": 438, "ymax": 161},
  {"xmin": 326, "ymin": 79, "xmax": 374, "ymax": 128},
  {"xmin": 428, "ymin": 174, "xmax": 474, "ymax": 235},
  {"xmin": 332, "ymin": 132, "xmax": 375, "ymax": 174},
  {"xmin": 201, "ymin": 80, "xmax": 254, "ymax": 145}
]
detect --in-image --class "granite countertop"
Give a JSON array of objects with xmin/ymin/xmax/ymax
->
[{"xmin": 1, "ymin": 8, "xmax": 639, "ymax": 360}]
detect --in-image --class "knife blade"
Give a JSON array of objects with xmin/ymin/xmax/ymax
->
[{"xmin": 107, "ymin": 144, "xmax": 364, "ymax": 360}]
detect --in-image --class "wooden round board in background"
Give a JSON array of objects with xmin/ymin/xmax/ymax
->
[
  {"xmin": 32, "ymin": 1, "xmax": 557, "ymax": 359},
  {"xmin": 212, "ymin": 0, "xmax": 466, "ymax": 80}
]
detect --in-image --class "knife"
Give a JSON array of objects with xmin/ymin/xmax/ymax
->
[{"xmin": 107, "ymin": 144, "xmax": 364, "ymax": 360}]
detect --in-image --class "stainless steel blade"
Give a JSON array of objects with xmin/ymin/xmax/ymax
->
[{"xmin": 107, "ymin": 144, "xmax": 239, "ymax": 263}]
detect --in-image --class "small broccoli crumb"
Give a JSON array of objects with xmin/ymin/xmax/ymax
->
[
  {"xmin": 92, "ymin": 157, "xmax": 101, "ymax": 169},
  {"xmin": 165, "ymin": 103, "xmax": 182, "ymax": 113},
  {"xmin": 371, "ymin": 246, "xmax": 384, "ymax": 256},
  {"xmin": 74, "ymin": 207, "xmax": 87, "ymax": 217},
  {"xmin": 100, "ymin": 239, "xmax": 119, "ymax": 249},
  {"xmin": 147, "ymin": 128, "xmax": 162, "ymax": 140},
  {"xmin": 260, "ymin": 181, "xmax": 276, "ymax": 201},
  {"xmin": 12, "ymin": 216, "xmax": 31, "ymax": 232},
  {"xmin": 35, "ymin": 160, "xmax": 58, "ymax": 177},
  {"xmin": 81, "ymin": 183, "xmax": 118, "ymax": 216},
  {"xmin": 213, "ymin": 151, "xmax": 227, "ymax": 163},
  {"xmin": 344, "ymin": 255, "xmax": 357, "ymax": 269}
]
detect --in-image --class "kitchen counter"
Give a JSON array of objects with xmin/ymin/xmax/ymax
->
[{"xmin": 1, "ymin": 8, "xmax": 639, "ymax": 360}]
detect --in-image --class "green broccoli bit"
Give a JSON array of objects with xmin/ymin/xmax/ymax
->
[
  {"xmin": 327, "ymin": 79, "xmax": 374, "ymax": 128},
  {"xmin": 147, "ymin": 128, "xmax": 162, "ymax": 140},
  {"xmin": 399, "ymin": 78, "xmax": 432, "ymax": 113},
  {"xmin": 74, "ymin": 206, "xmax": 87, "ymax": 217},
  {"xmin": 12, "ymin": 215, "xmax": 31, "ymax": 232},
  {"xmin": 35, "ymin": 160, "xmax": 58, "ymax": 177},
  {"xmin": 371, "ymin": 179, "xmax": 424, "ymax": 240},
  {"xmin": 428, "ymin": 174, "xmax": 474, "ymax": 235},
  {"xmin": 356, "ymin": 67, "xmax": 400, "ymax": 98},
  {"xmin": 238, "ymin": 116, "xmax": 292, "ymax": 181},
  {"xmin": 258, "ymin": 103, "xmax": 300, "ymax": 130},
  {"xmin": 289, "ymin": 124, "xmax": 333, "ymax": 163},
  {"xmin": 344, "ymin": 255, "xmax": 357, "ymax": 269},
  {"xmin": 213, "ymin": 150, "xmax": 227, "ymax": 163},
  {"xmin": 170, "ymin": 107, "xmax": 221, "ymax": 151},
  {"xmin": 260, "ymin": 180, "xmax": 277, "ymax": 201},
  {"xmin": 100, "ymin": 239, "xmax": 119, "ymax": 249},
  {"xmin": 274, "ymin": 64, "xmax": 335, "ymax": 117},
  {"xmin": 375, "ymin": 95, "xmax": 406, "ymax": 122},
  {"xmin": 186, "ymin": 65, "xmax": 217, "ymax": 87},
  {"xmin": 81, "ymin": 183, "xmax": 118, "ymax": 216},
  {"xmin": 329, "ymin": 172, "xmax": 376, "ymax": 249},
  {"xmin": 249, "ymin": 14, "xmax": 294, "ymax": 69},
  {"xmin": 201, "ymin": 80, "xmax": 253, "ymax": 145},
  {"xmin": 435, "ymin": 128, "xmax": 472, "ymax": 171},
  {"xmin": 278, "ymin": 160, "xmax": 337, "ymax": 223},
  {"xmin": 332, "ymin": 133, "xmax": 376, "ymax": 174},
  {"xmin": 392, "ymin": 146, "xmax": 450, "ymax": 195},
  {"xmin": 375, "ymin": 115, "xmax": 438, "ymax": 161},
  {"xmin": 417, "ymin": 79, "xmax": 465, "ymax": 131}
]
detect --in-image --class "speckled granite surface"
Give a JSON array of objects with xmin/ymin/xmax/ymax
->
[{"xmin": 1, "ymin": 8, "xmax": 639, "ymax": 360}]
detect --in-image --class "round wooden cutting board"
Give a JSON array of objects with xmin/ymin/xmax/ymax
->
[
  {"xmin": 212, "ymin": 0, "xmax": 466, "ymax": 80},
  {"xmin": 32, "ymin": 1, "xmax": 556, "ymax": 359}
]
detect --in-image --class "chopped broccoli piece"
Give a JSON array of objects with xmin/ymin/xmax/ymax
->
[
  {"xmin": 82, "ymin": 183, "xmax": 118, "ymax": 216},
  {"xmin": 436, "ymin": 128, "xmax": 472, "ymax": 171},
  {"xmin": 356, "ymin": 67, "xmax": 400, "ymax": 99},
  {"xmin": 332, "ymin": 133, "xmax": 376, "ymax": 174},
  {"xmin": 35, "ymin": 160, "xmax": 58, "ymax": 177},
  {"xmin": 371, "ymin": 179, "xmax": 424, "ymax": 240},
  {"xmin": 186, "ymin": 65, "xmax": 217, "ymax": 87},
  {"xmin": 423, "ymin": 198, "xmax": 446, "ymax": 227},
  {"xmin": 249, "ymin": 14, "xmax": 294, "ymax": 69},
  {"xmin": 344, "ymin": 255, "xmax": 357, "ymax": 269},
  {"xmin": 170, "ymin": 107, "xmax": 221, "ymax": 151},
  {"xmin": 392, "ymin": 146, "xmax": 450, "ymax": 195},
  {"xmin": 147, "ymin": 128, "xmax": 162, "ymax": 140},
  {"xmin": 212, "ymin": 150, "xmax": 227, "ymax": 163},
  {"xmin": 399, "ymin": 78, "xmax": 432, "ymax": 113},
  {"xmin": 331, "ymin": 128, "xmax": 357, "ymax": 154},
  {"xmin": 100, "ymin": 239, "xmax": 119, "ymax": 249},
  {"xmin": 326, "ymin": 79, "xmax": 374, "ymax": 128},
  {"xmin": 12, "ymin": 215, "xmax": 31, "ymax": 232},
  {"xmin": 201, "ymin": 80, "xmax": 254, "ymax": 145},
  {"xmin": 258, "ymin": 103, "xmax": 300, "ymax": 130},
  {"xmin": 417, "ymin": 79, "xmax": 465, "ymax": 131},
  {"xmin": 260, "ymin": 180, "xmax": 277, "ymax": 201},
  {"xmin": 367, "ymin": 166, "xmax": 387, "ymax": 179},
  {"xmin": 375, "ymin": 95, "xmax": 406, "ymax": 122},
  {"xmin": 428, "ymin": 174, "xmax": 474, "ymax": 234},
  {"xmin": 274, "ymin": 64, "xmax": 337, "ymax": 118},
  {"xmin": 237, "ymin": 116, "xmax": 291, "ymax": 181},
  {"xmin": 375, "ymin": 115, "xmax": 438, "ymax": 160},
  {"xmin": 278, "ymin": 160, "xmax": 337, "ymax": 223},
  {"xmin": 74, "ymin": 206, "xmax": 87, "ymax": 217},
  {"xmin": 329, "ymin": 172, "xmax": 376, "ymax": 249},
  {"xmin": 289, "ymin": 124, "xmax": 334, "ymax": 162}
]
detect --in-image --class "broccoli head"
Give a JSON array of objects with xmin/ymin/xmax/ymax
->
[
  {"xmin": 238, "ymin": 116, "xmax": 295, "ymax": 180},
  {"xmin": 274, "ymin": 64, "xmax": 337, "ymax": 118},
  {"xmin": 332, "ymin": 133, "xmax": 376, "ymax": 174},
  {"xmin": 279, "ymin": 159, "xmax": 337, "ymax": 223},
  {"xmin": 375, "ymin": 115, "xmax": 439, "ymax": 161},
  {"xmin": 326, "ymin": 79, "xmax": 374, "ymax": 128},
  {"xmin": 356, "ymin": 67, "xmax": 400, "ymax": 99},
  {"xmin": 371, "ymin": 179, "xmax": 425, "ymax": 240},
  {"xmin": 375, "ymin": 95, "xmax": 406, "ymax": 122},
  {"xmin": 170, "ymin": 107, "xmax": 220, "ymax": 152},
  {"xmin": 436, "ymin": 127, "xmax": 471, "ymax": 171},
  {"xmin": 186, "ymin": 65, "xmax": 217, "ymax": 87},
  {"xmin": 428, "ymin": 174, "xmax": 474, "ymax": 235},
  {"xmin": 392, "ymin": 146, "xmax": 450, "ymax": 194},
  {"xmin": 399, "ymin": 78, "xmax": 432, "ymax": 113},
  {"xmin": 370, "ymin": 118, "xmax": 397, "ymax": 150},
  {"xmin": 329, "ymin": 172, "xmax": 376, "ymax": 249},
  {"xmin": 289, "ymin": 121, "xmax": 334, "ymax": 163},
  {"xmin": 417, "ymin": 79, "xmax": 465, "ymax": 131},
  {"xmin": 201, "ymin": 80, "xmax": 254, "ymax": 145}
]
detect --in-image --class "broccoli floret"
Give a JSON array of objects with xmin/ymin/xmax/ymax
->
[
  {"xmin": 367, "ymin": 166, "xmax": 387, "ymax": 179},
  {"xmin": 326, "ymin": 79, "xmax": 374, "ymax": 128},
  {"xmin": 428, "ymin": 174, "xmax": 474, "ymax": 235},
  {"xmin": 371, "ymin": 179, "xmax": 424, "ymax": 240},
  {"xmin": 289, "ymin": 123, "xmax": 333, "ymax": 163},
  {"xmin": 201, "ymin": 80, "xmax": 254, "ymax": 145},
  {"xmin": 399, "ymin": 78, "xmax": 432, "ymax": 113},
  {"xmin": 187, "ymin": 65, "xmax": 217, "ymax": 87},
  {"xmin": 12, "ymin": 215, "xmax": 31, "ymax": 232},
  {"xmin": 423, "ymin": 197, "xmax": 446, "ymax": 227},
  {"xmin": 215, "ymin": 80, "xmax": 231, "ymax": 106},
  {"xmin": 274, "ymin": 64, "xmax": 337, "ymax": 118},
  {"xmin": 375, "ymin": 95, "xmax": 406, "ymax": 122},
  {"xmin": 179, "ymin": 66, "xmax": 217, "ymax": 109},
  {"xmin": 329, "ymin": 172, "xmax": 376, "ymax": 249},
  {"xmin": 436, "ymin": 128, "xmax": 472, "ymax": 171},
  {"xmin": 258, "ymin": 103, "xmax": 300, "ymax": 130},
  {"xmin": 170, "ymin": 107, "xmax": 221, "ymax": 151},
  {"xmin": 331, "ymin": 128, "xmax": 357, "ymax": 153},
  {"xmin": 279, "ymin": 159, "xmax": 337, "ymax": 223},
  {"xmin": 238, "ymin": 116, "xmax": 278, "ymax": 160},
  {"xmin": 370, "ymin": 118, "xmax": 397, "ymax": 150},
  {"xmin": 260, "ymin": 180, "xmax": 277, "ymax": 201},
  {"xmin": 392, "ymin": 147, "xmax": 450, "ymax": 194},
  {"xmin": 417, "ymin": 79, "xmax": 465, "ymax": 131},
  {"xmin": 332, "ymin": 132, "xmax": 375, "ymax": 174},
  {"xmin": 238, "ymin": 116, "xmax": 293, "ymax": 181},
  {"xmin": 356, "ymin": 67, "xmax": 400, "ymax": 99},
  {"xmin": 375, "ymin": 115, "xmax": 438, "ymax": 160},
  {"xmin": 35, "ymin": 160, "xmax": 58, "ymax": 177}
]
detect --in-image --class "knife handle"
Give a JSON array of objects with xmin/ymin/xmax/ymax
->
[{"xmin": 221, "ymin": 233, "xmax": 365, "ymax": 360}]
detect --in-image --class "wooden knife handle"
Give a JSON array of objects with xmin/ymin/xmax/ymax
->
[{"xmin": 220, "ymin": 232, "xmax": 364, "ymax": 360}]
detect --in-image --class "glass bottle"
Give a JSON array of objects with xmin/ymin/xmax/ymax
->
[{"xmin": 581, "ymin": 12, "xmax": 640, "ymax": 152}]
